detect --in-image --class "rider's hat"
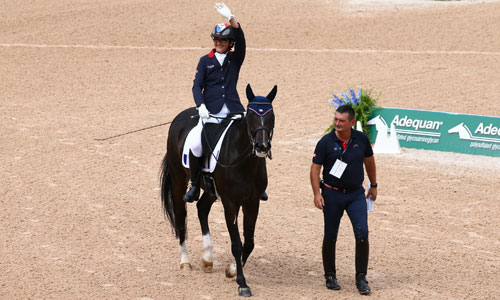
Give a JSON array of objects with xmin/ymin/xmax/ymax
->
[{"xmin": 211, "ymin": 23, "xmax": 234, "ymax": 40}]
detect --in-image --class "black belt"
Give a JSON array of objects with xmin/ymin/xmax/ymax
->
[{"xmin": 320, "ymin": 180, "xmax": 361, "ymax": 193}]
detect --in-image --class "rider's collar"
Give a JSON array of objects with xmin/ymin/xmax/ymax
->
[{"xmin": 208, "ymin": 49, "xmax": 233, "ymax": 58}]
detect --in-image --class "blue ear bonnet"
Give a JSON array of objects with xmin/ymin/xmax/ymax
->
[{"xmin": 247, "ymin": 96, "xmax": 273, "ymax": 116}]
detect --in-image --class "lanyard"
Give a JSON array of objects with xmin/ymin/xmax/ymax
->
[{"xmin": 338, "ymin": 138, "xmax": 351, "ymax": 161}]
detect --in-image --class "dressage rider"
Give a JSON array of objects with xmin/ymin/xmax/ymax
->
[{"xmin": 184, "ymin": 3, "xmax": 246, "ymax": 202}]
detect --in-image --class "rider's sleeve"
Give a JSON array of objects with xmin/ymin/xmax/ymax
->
[
  {"xmin": 192, "ymin": 57, "xmax": 206, "ymax": 107},
  {"xmin": 232, "ymin": 24, "xmax": 245, "ymax": 66}
]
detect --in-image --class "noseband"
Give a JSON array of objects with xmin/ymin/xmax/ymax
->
[{"xmin": 247, "ymin": 102, "xmax": 274, "ymax": 159}]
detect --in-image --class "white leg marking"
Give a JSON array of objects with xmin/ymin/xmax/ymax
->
[
  {"xmin": 179, "ymin": 242, "xmax": 190, "ymax": 265},
  {"xmin": 202, "ymin": 234, "xmax": 213, "ymax": 262}
]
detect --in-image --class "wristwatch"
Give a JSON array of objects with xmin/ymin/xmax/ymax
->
[{"xmin": 370, "ymin": 183, "xmax": 377, "ymax": 188}]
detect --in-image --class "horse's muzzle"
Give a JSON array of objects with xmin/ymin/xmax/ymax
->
[
  {"xmin": 250, "ymin": 124, "xmax": 273, "ymax": 158},
  {"xmin": 254, "ymin": 142, "xmax": 271, "ymax": 158},
  {"xmin": 255, "ymin": 150, "xmax": 268, "ymax": 158}
]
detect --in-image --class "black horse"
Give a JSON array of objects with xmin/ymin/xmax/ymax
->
[{"xmin": 160, "ymin": 84, "xmax": 277, "ymax": 297}]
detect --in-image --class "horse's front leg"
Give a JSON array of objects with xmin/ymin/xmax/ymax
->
[
  {"xmin": 224, "ymin": 209, "xmax": 252, "ymax": 297},
  {"xmin": 197, "ymin": 192, "xmax": 217, "ymax": 272},
  {"xmin": 242, "ymin": 201, "xmax": 260, "ymax": 267}
]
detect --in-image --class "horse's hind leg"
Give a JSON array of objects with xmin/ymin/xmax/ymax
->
[
  {"xmin": 197, "ymin": 192, "xmax": 217, "ymax": 272},
  {"xmin": 173, "ymin": 182, "xmax": 191, "ymax": 270}
]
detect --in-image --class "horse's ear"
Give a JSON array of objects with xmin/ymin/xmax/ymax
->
[
  {"xmin": 246, "ymin": 84, "xmax": 255, "ymax": 101},
  {"xmin": 266, "ymin": 85, "xmax": 278, "ymax": 102}
]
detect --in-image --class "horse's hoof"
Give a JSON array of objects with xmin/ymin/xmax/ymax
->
[
  {"xmin": 201, "ymin": 258, "xmax": 213, "ymax": 273},
  {"xmin": 238, "ymin": 287, "xmax": 252, "ymax": 297},
  {"xmin": 225, "ymin": 263, "xmax": 237, "ymax": 278},
  {"xmin": 180, "ymin": 263, "xmax": 192, "ymax": 270}
]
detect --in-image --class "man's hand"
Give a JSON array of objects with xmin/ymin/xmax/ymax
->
[
  {"xmin": 310, "ymin": 163, "xmax": 324, "ymax": 210},
  {"xmin": 314, "ymin": 193, "xmax": 325, "ymax": 210},
  {"xmin": 198, "ymin": 104, "xmax": 209, "ymax": 119},
  {"xmin": 367, "ymin": 187, "xmax": 377, "ymax": 201},
  {"xmin": 214, "ymin": 2, "xmax": 234, "ymax": 21}
]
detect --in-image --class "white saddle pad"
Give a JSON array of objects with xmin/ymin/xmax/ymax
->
[{"xmin": 182, "ymin": 116, "xmax": 240, "ymax": 173}]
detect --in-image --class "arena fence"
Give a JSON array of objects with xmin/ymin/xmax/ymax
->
[{"xmin": 368, "ymin": 107, "xmax": 500, "ymax": 157}]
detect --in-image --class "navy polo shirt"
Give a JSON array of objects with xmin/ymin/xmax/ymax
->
[
  {"xmin": 192, "ymin": 24, "xmax": 246, "ymax": 114},
  {"xmin": 312, "ymin": 129, "xmax": 373, "ymax": 188}
]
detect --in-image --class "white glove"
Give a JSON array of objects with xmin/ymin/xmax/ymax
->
[
  {"xmin": 198, "ymin": 104, "xmax": 210, "ymax": 119},
  {"xmin": 215, "ymin": 2, "xmax": 234, "ymax": 21}
]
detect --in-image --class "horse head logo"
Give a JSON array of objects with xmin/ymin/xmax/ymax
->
[
  {"xmin": 367, "ymin": 115, "xmax": 401, "ymax": 154},
  {"xmin": 367, "ymin": 115, "xmax": 388, "ymax": 133},
  {"xmin": 448, "ymin": 123, "xmax": 472, "ymax": 140}
]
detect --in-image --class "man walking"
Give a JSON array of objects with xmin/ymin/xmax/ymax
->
[{"xmin": 310, "ymin": 105, "xmax": 377, "ymax": 295}]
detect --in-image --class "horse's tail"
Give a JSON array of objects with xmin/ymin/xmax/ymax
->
[{"xmin": 160, "ymin": 153, "xmax": 179, "ymax": 238}]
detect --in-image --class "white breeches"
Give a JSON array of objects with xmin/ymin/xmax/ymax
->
[{"xmin": 186, "ymin": 104, "xmax": 230, "ymax": 158}]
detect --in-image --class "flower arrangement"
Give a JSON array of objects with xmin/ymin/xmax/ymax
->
[{"xmin": 326, "ymin": 87, "xmax": 380, "ymax": 135}]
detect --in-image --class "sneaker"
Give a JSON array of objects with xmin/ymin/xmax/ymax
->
[
  {"xmin": 325, "ymin": 274, "xmax": 341, "ymax": 290},
  {"xmin": 356, "ymin": 273, "xmax": 371, "ymax": 295}
]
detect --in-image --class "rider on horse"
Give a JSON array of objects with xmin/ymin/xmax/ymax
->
[{"xmin": 184, "ymin": 3, "xmax": 246, "ymax": 202}]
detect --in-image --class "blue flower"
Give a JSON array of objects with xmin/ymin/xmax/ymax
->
[
  {"xmin": 340, "ymin": 91, "xmax": 350, "ymax": 103},
  {"xmin": 333, "ymin": 94, "xmax": 343, "ymax": 104},
  {"xmin": 349, "ymin": 89, "xmax": 359, "ymax": 105},
  {"xmin": 328, "ymin": 87, "xmax": 365, "ymax": 108}
]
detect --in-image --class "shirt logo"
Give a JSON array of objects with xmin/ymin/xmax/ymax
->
[{"xmin": 207, "ymin": 65, "xmax": 215, "ymax": 69}]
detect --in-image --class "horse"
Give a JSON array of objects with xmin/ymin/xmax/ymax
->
[{"xmin": 160, "ymin": 84, "xmax": 277, "ymax": 297}]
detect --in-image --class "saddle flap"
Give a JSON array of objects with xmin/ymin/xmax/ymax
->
[{"xmin": 182, "ymin": 118, "xmax": 237, "ymax": 173}]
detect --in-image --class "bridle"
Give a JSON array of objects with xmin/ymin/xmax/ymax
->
[{"xmin": 246, "ymin": 102, "xmax": 274, "ymax": 159}]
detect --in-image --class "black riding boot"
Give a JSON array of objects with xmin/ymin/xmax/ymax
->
[
  {"xmin": 355, "ymin": 238, "xmax": 370, "ymax": 295},
  {"xmin": 183, "ymin": 152, "xmax": 202, "ymax": 203},
  {"xmin": 323, "ymin": 237, "xmax": 340, "ymax": 290},
  {"xmin": 260, "ymin": 191, "xmax": 268, "ymax": 201}
]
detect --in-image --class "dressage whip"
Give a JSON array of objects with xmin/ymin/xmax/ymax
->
[{"xmin": 94, "ymin": 115, "xmax": 198, "ymax": 141}]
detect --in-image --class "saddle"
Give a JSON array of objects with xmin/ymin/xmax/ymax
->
[
  {"xmin": 182, "ymin": 113, "xmax": 243, "ymax": 173},
  {"xmin": 183, "ymin": 114, "xmax": 243, "ymax": 198}
]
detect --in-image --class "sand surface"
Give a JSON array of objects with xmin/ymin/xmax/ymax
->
[{"xmin": 1, "ymin": 0, "xmax": 500, "ymax": 299}]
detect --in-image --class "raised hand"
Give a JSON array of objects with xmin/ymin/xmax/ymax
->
[{"xmin": 214, "ymin": 2, "xmax": 234, "ymax": 21}]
